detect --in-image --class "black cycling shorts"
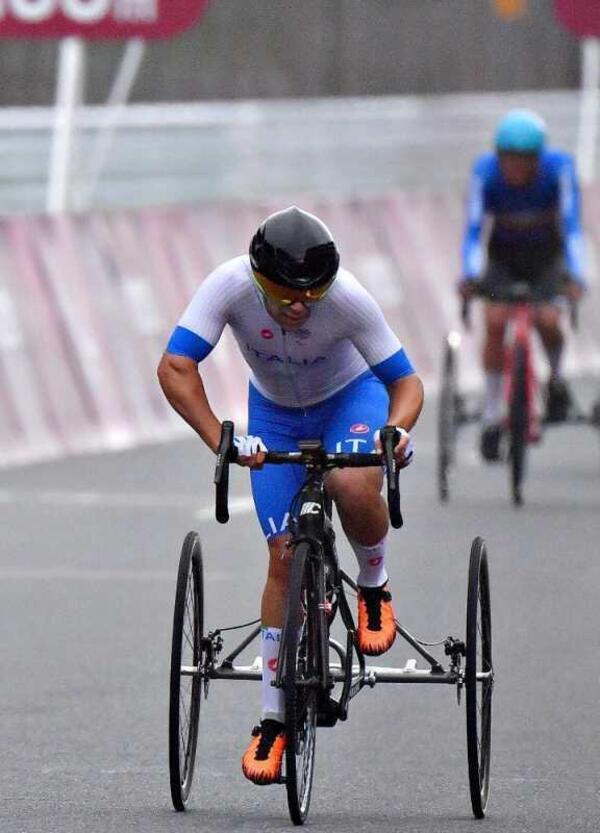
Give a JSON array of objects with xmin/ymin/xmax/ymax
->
[{"xmin": 483, "ymin": 255, "xmax": 567, "ymax": 304}]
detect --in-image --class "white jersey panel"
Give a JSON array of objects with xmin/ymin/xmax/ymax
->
[{"xmin": 173, "ymin": 255, "xmax": 406, "ymax": 408}]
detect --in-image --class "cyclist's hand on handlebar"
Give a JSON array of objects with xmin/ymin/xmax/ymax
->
[
  {"xmin": 458, "ymin": 277, "xmax": 477, "ymax": 299},
  {"xmin": 233, "ymin": 434, "xmax": 268, "ymax": 469},
  {"xmin": 564, "ymin": 277, "xmax": 585, "ymax": 303},
  {"xmin": 374, "ymin": 427, "xmax": 414, "ymax": 468}
]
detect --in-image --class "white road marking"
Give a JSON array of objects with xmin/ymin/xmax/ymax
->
[
  {"xmin": 0, "ymin": 489, "xmax": 255, "ymax": 516},
  {"xmin": 0, "ymin": 567, "xmax": 234, "ymax": 582},
  {"xmin": 195, "ymin": 495, "xmax": 255, "ymax": 521}
]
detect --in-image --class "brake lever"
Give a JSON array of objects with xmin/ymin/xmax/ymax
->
[
  {"xmin": 570, "ymin": 300, "xmax": 579, "ymax": 332},
  {"xmin": 380, "ymin": 425, "xmax": 403, "ymax": 529},
  {"xmin": 461, "ymin": 296, "xmax": 472, "ymax": 330},
  {"xmin": 214, "ymin": 421, "xmax": 236, "ymax": 524}
]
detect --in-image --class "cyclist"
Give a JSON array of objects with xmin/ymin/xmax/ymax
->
[
  {"xmin": 158, "ymin": 206, "xmax": 423, "ymax": 785},
  {"xmin": 460, "ymin": 109, "xmax": 587, "ymax": 461}
]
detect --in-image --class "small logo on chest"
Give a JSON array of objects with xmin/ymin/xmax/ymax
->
[{"xmin": 293, "ymin": 328, "xmax": 311, "ymax": 342}]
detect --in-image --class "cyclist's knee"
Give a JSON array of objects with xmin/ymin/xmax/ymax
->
[
  {"xmin": 326, "ymin": 469, "xmax": 382, "ymax": 507},
  {"xmin": 485, "ymin": 304, "xmax": 509, "ymax": 340},
  {"xmin": 267, "ymin": 534, "xmax": 293, "ymax": 584},
  {"xmin": 534, "ymin": 304, "xmax": 561, "ymax": 333}
]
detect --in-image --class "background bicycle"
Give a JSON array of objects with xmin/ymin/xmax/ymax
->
[{"xmin": 437, "ymin": 281, "xmax": 596, "ymax": 505}]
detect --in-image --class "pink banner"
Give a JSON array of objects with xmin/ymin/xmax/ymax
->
[
  {"xmin": 554, "ymin": 0, "xmax": 600, "ymax": 38},
  {"xmin": 0, "ymin": 1, "xmax": 210, "ymax": 41}
]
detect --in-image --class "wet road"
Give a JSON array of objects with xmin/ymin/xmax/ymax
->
[{"xmin": 1, "ymin": 389, "xmax": 599, "ymax": 832}]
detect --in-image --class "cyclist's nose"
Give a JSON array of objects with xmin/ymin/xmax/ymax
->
[{"xmin": 288, "ymin": 301, "xmax": 309, "ymax": 314}]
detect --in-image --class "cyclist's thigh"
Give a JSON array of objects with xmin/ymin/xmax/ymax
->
[
  {"xmin": 482, "ymin": 259, "xmax": 517, "ymax": 299},
  {"xmin": 533, "ymin": 302, "xmax": 562, "ymax": 330},
  {"xmin": 322, "ymin": 373, "xmax": 388, "ymax": 498},
  {"xmin": 248, "ymin": 388, "xmax": 309, "ymax": 539},
  {"xmin": 322, "ymin": 372, "xmax": 389, "ymax": 455},
  {"xmin": 530, "ymin": 256, "xmax": 567, "ymax": 306},
  {"xmin": 484, "ymin": 301, "xmax": 511, "ymax": 332}
]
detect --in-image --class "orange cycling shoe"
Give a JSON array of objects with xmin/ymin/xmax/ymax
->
[
  {"xmin": 241, "ymin": 719, "xmax": 287, "ymax": 785},
  {"xmin": 356, "ymin": 583, "xmax": 397, "ymax": 656}
]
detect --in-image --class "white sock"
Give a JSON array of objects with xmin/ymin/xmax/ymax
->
[
  {"xmin": 260, "ymin": 626, "xmax": 284, "ymax": 723},
  {"xmin": 349, "ymin": 536, "xmax": 388, "ymax": 588},
  {"xmin": 482, "ymin": 372, "xmax": 504, "ymax": 426}
]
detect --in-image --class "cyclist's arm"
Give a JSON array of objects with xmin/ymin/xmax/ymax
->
[
  {"xmin": 462, "ymin": 161, "xmax": 487, "ymax": 281},
  {"xmin": 157, "ymin": 354, "xmax": 222, "ymax": 451},
  {"xmin": 386, "ymin": 374, "xmax": 424, "ymax": 431},
  {"xmin": 157, "ymin": 264, "xmax": 231, "ymax": 451},
  {"xmin": 559, "ymin": 155, "xmax": 587, "ymax": 289},
  {"xmin": 344, "ymin": 276, "xmax": 424, "ymax": 430}
]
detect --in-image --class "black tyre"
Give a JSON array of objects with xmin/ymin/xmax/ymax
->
[
  {"xmin": 465, "ymin": 537, "xmax": 493, "ymax": 819},
  {"xmin": 438, "ymin": 335, "xmax": 460, "ymax": 502},
  {"xmin": 509, "ymin": 343, "xmax": 528, "ymax": 506},
  {"xmin": 283, "ymin": 542, "xmax": 318, "ymax": 826},
  {"xmin": 169, "ymin": 532, "xmax": 204, "ymax": 811}
]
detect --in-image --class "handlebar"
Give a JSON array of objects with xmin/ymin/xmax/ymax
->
[{"xmin": 214, "ymin": 421, "xmax": 404, "ymax": 529}]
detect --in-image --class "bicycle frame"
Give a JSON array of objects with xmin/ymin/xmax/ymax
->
[
  {"xmin": 503, "ymin": 301, "xmax": 540, "ymax": 443},
  {"xmin": 185, "ymin": 426, "xmax": 494, "ymax": 708}
]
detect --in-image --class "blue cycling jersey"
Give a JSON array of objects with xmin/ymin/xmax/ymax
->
[{"xmin": 462, "ymin": 148, "xmax": 585, "ymax": 285}]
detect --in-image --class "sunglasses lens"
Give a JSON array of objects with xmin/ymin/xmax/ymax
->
[{"xmin": 253, "ymin": 271, "xmax": 333, "ymax": 305}]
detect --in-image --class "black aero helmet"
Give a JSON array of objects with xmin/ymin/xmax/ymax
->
[{"xmin": 250, "ymin": 206, "xmax": 340, "ymax": 291}]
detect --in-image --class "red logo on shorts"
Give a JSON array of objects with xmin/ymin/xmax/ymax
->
[
  {"xmin": 350, "ymin": 423, "xmax": 370, "ymax": 434},
  {"xmin": 261, "ymin": 329, "xmax": 274, "ymax": 339},
  {"xmin": 267, "ymin": 658, "xmax": 279, "ymax": 672},
  {"xmin": 368, "ymin": 556, "xmax": 383, "ymax": 566}
]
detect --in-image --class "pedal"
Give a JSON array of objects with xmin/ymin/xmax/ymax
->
[
  {"xmin": 316, "ymin": 696, "xmax": 342, "ymax": 727},
  {"xmin": 316, "ymin": 712, "xmax": 338, "ymax": 727}
]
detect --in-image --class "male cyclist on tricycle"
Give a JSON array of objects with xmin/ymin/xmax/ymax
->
[
  {"xmin": 459, "ymin": 109, "xmax": 587, "ymax": 461},
  {"xmin": 158, "ymin": 207, "xmax": 423, "ymax": 785}
]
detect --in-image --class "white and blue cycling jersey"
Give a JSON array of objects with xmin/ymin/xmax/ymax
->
[
  {"xmin": 166, "ymin": 255, "xmax": 414, "ymax": 409},
  {"xmin": 165, "ymin": 255, "xmax": 416, "ymax": 537},
  {"xmin": 462, "ymin": 148, "xmax": 586, "ymax": 285}
]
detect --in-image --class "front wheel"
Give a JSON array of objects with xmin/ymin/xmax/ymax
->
[
  {"xmin": 169, "ymin": 532, "xmax": 204, "ymax": 811},
  {"xmin": 283, "ymin": 542, "xmax": 318, "ymax": 826},
  {"xmin": 465, "ymin": 537, "xmax": 493, "ymax": 818}
]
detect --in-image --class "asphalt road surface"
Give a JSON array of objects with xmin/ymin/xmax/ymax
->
[{"xmin": 1, "ymin": 392, "xmax": 599, "ymax": 833}]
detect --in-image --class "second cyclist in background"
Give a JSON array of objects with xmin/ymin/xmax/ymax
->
[{"xmin": 459, "ymin": 109, "xmax": 587, "ymax": 461}]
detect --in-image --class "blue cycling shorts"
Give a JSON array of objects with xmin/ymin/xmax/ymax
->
[{"xmin": 248, "ymin": 371, "xmax": 389, "ymax": 538}]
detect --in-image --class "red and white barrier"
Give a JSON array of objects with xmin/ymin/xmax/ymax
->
[{"xmin": 0, "ymin": 193, "xmax": 598, "ymax": 467}]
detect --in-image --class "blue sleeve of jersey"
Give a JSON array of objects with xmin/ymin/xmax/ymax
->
[
  {"xmin": 558, "ymin": 156, "xmax": 586, "ymax": 286},
  {"xmin": 166, "ymin": 326, "xmax": 215, "ymax": 362},
  {"xmin": 462, "ymin": 158, "xmax": 488, "ymax": 279},
  {"xmin": 371, "ymin": 348, "xmax": 415, "ymax": 385}
]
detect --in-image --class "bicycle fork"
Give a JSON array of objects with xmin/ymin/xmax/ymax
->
[{"xmin": 504, "ymin": 305, "xmax": 541, "ymax": 443}]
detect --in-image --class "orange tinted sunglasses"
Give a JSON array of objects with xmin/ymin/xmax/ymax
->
[{"xmin": 252, "ymin": 270, "xmax": 333, "ymax": 306}]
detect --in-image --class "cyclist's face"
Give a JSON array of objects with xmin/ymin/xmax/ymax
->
[
  {"xmin": 264, "ymin": 296, "xmax": 312, "ymax": 329},
  {"xmin": 499, "ymin": 152, "xmax": 539, "ymax": 187},
  {"xmin": 253, "ymin": 269, "xmax": 334, "ymax": 329}
]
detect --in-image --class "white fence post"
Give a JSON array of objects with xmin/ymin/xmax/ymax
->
[
  {"xmin": 577, "ymin": 37, "xmax": 600, "ymax": 185},
  {"xmin": 77, "ymin": 37, "xmax": 146, "ymax": 209},
  {"xmin": 47, "ymin": 36, "xmax": 86, "ymax": 213}
]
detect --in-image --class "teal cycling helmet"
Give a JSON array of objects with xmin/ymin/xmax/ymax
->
[{"xmin": 495, "ymin": 109, "xmax": 547, "ymax": 154}]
